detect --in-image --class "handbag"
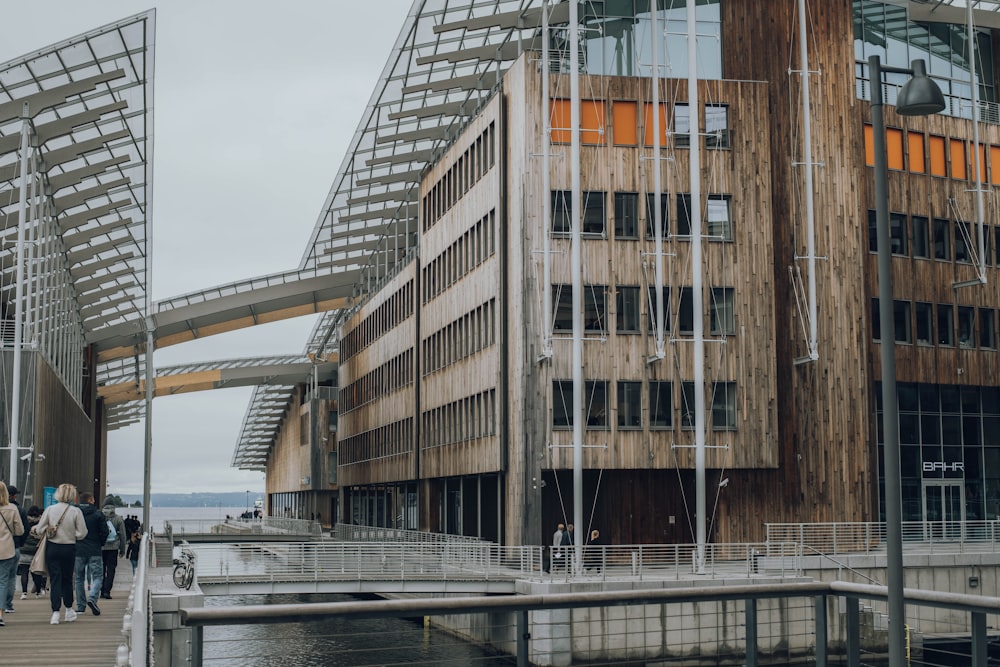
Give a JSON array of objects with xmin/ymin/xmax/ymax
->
[{"xmin": 30, "ymin": 506, "xmax": 67, "ymax": 577}]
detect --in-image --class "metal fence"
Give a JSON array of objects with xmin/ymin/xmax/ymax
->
[
  {"xmin": 175, "ymin": 580, "xmax": 1000, "ymax": 667},
  {"xmin": 767, "ymin": 521, "xmax": 1000, "ymax": 556},
  {"xmin": 164, "ymin": 517, "xmax": 321, "ymax": 539},
  {"xmin": 331, "ymin": 523, "xmax": 488, "ymax": 544},
  {"xmin": 117, "ymin": 533, "xmax": 150, "ymax": 667}
]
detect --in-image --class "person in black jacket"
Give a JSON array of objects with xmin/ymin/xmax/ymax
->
[
  {"xmin": 3, "ymin": 485, "xmax": 27, "ymax": 613},
  {"xmin": 73, "ymin": 492, "xmax": 108, "ymax": 616}
]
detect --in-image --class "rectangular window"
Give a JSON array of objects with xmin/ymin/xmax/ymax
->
[
  {"xmin": 553, "ymin": 285, "xmax": 572, "ymax": 331},
  {"xmin": 929, "ymin": 135, "xmax": 947, "ymax": 176},
  {"xmin": 582, "ymin": 191, "xmax": 606, "ymax": 235},
  {"xmin": 681, "ymin": 382, "xmax": 696, "ymax": 430},
  {"xmin": 584, "ymin": 285, "xmax": 607, "ymax": 333},
  {"xmin": 645, "ymin": 193, "xmax": 669, "ymax": 239},
  {"xmin": 614, "ymin": 192, "xmax": 639, "ymax": 239},
  {"xmin": 894, "ymin": 300, "xmax": 911, "ymax": 343},
  {"xmin": 710, "ymin": 287, "xmax": 735, "ymax": 335},
  {"xmin": 887, "ymin": 128, "xmax": 904, "ymax": 170},
  {"xmin": 646, "ymin": 286, "xmax": 670, "ymax": 333},
  {"xmin": 937, "ymin": 304, "xmax": 954, "ymax": 346},
  {"xmin": 705, "ymin": 104, "xmax": 729, "ymax": 149},
  {"xmin": 980, "ymin": 308, "xmax": 996, "ymax": 349},
  {"xmin": 908, "ymin": 131, "xmax": 925, "ymax": 173},
  {"xmin": 677, "ymin": 193, "xmax": 692, "ymax": 236},
  {"xmin": 934, "ymin": 218, "xmax": 951, "ymax": 260},
  {"xmin": 643, "ymin": 102, "xmax": 667, "ymax": 146},
  {"xmin": 552, "ymin": 190, "xmax": 571, "ymax": 234},
  {"xmin": 581, "ymin": 100, "xmax": 606, "ymax": 145},
  {"xmin": 712, "ymin": 382, "xmax": 737, "ymax": 431},
  {"xmin": 673, "ymin": 103, "xmax": 690, "ymax": 148},
  {"xmin": 612, "ymin": 101, "xmax": 638, "ymax": 146},
  {"xmin": 955, "ymin": 222, "xmax": 971, "ymax": 263},
  {"xmin": 872, "ymin": 298, "xmax": 881, "ymax": 341},
  {"xmin": 992, "ymin": 146, "xmax": 1000, "ymax": 185},
  {"xmin": 617, "ymin": 381, "xmax": 642, "ymax": 429},
  {"xmin": 553, "ymin": 380, "xmax": 571, "ymax": 428},
  {"xmin": 616, "ymin": 286, "xmax": 640, "ymax": 333},
  {"xmin": 890, "ymin": 212, "xmax": 907, "ymax": 255},
  {"xmin": 912, "ymin": 216, "xmax": 929, "ymax": 258},
  {"xmin": 586, "ymin": 380, "xmax": 609, "ymax": 428},
  {"xmin": 678, "ymin": 286, "xmax": 694, "ymax": 335},
  {"xmin": 950, "ymin": 139, "xmax": 967, "ymax": 179},
  {"xmin": 915, "ymin": 302, "xmax": 933, "ymax": 345},
  {"xmin": 868, "ymin": 210, "xmax": 878, "ymax": 252},
  {"xmin": 958, "ymin": 306, "xmax": 975, "ymax": 349},
  {"xmin": 707, "ymin": 195, "xmax": 733, "ymax": 241},
  {"xmin": 649, "ymin": 381, "xmax": 672, "ymax": 429}
]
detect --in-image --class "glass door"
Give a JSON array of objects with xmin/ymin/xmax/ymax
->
[{"xmin": 922, "ymin": 481, "xmax": 965, "ymax": 541}]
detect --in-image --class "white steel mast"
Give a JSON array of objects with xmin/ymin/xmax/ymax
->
[
  {"xmin": 570, "ymin": 0, "xmax": 584, "ymax": 574},
  {"xmin": 967, "ymin": 2, "xmax": 987, "ymax": 286},
  {"xmin": 651, "ymin": 0, "xmax": 666, "ymax": 360},
  {"xmin": 8, "ymin": 103, "xmax": 31, "ymax": 488},
  {"xmin": 798, "ymin": 0, "xmax": 819, "ymax": 360},
  {"xmin": 541, "ymin": 0, "xmax": 554, "ymax": 359}
]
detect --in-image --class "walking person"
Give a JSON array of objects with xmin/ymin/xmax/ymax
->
[
  {"xmin": 2, "ymin": 485, "xmax": 27, "ymax": 614},
  {"xmin": 0, "ymin": 482, "xmax": 25, "ymax": 628},
  {"xmin": 74, "ymin": 492, "xmax": 108, "ymax": 616},
  {"xmin": 126, "ymin": 532, "xmax": 141, "ymax": 573},
  {"xmin": 560, "ymin": 523, "xmax": 575, "ymax": 572},
  {"xmin": 586, "ymin": 528, "xmax": 602, "ymax": 573},
  {"xmin": 100, "ymin": 497, "xmax": 127, "ymax": 599},
  {"xmin": 551, "ymin": 523, "xmax": 565, "ymax": 572},
  {"xmin": 32, "ymin": 483, "xmax": 87, "ymax": 624},
  {"xmin": 17, "ymin": 506, "xmax": 46, "ymax": 598}
]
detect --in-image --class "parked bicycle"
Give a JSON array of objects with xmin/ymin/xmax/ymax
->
[{"xmin": 172, "ymin": 542, "xmax": 196, "ymax": 590}]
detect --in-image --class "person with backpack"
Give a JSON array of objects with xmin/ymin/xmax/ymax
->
[
  {"xmin": 73, "ymin": 492, "xmax": 108, "ymax": 617},
  {"xmin": 100, "ymin": 497, "xmax": 127, "ymax": 599},
  {"xmin": 30, "ymin": 483, "xmax": 86, "ymax": 624}
]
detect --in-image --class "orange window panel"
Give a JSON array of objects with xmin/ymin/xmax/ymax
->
[
  {"xmin": 550, "ymin": 99, "xmax": 571, "ymax": 144},
  {"xmin": 976, "ymin": 145, "xmax": 987, "ymax": 182},
  {"xmin": 886, "ymin": 128, "xmax": 904, "ymax": 170},
  {"xmin": 581, "ymin": 100, "xmax": 606, "ymax": 145},
  {"xmin": 951, "ymin": 139, "xmax": 967, "ymax": 179},
  {"xmin": 991, "ymin": 146, "xmax": 1000, "ymax": 185},
  {"xmin": 864, "ymin": 125, "xmax": 874, "ymax": 167},
  {"xmin": 613, "ymin": 101, "xmax": 638, "ymax": 145},
  {"xmin": 907, "ymin": 132, "xmax": 925, "ymax": 173},
  {"xmin": 929, "ymin": 135, "xmax": 946, "ymax": 176},
  {"xmin": 643, "ymin": 103, "xmax": 668, "ymax": 146}
]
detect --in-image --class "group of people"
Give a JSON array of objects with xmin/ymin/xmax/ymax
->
[
  {"xmin": 549, "ymin": 522, "xmax": 602, "ymax": 573},
  {"xmin": 0, "ymin": 481, "xmax": 142, "ymax": 627}
]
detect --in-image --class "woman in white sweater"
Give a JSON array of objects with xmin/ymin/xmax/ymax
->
[
  {"xmin": 0, "ymin": 481, "xmax": 25, "ymax": 628},
  {"xmin": 32, "ymin": 483, "xmax": 87, "ymax": 624}
]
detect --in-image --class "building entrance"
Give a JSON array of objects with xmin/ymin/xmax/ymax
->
[{"xmin": 922, "ymin": 481, "xmax": 964, "ymax": 540}]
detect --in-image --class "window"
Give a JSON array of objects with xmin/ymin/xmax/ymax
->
[
  {"xmin": 916, "ymin": 302, "xmax": 933, "ymax": 345},
  {"xmin": 554, "ymin": 285, "xmax": 607, "ymax": 333},
  {"xmin": 958, "ymin": 306, "xmax": 975, "ymax": 348},
  {"xmin": 616, "ymin": 286, "xmax": 640, "ymax": 333},
  {"xmin": 552, "ymin": 191, "xmax": 571, "ymax": 234},
  {"xmin": 955, "ymin": 222, "xmax": 971, "ymax": 263},
  {"xmin": 894, "ymin": 300, "xmax": 911, "ymax": 343},
  {"xmin": 646, "ymin": 286, "xmax": 670, "ymax": 333},
  {"xmin": 645, "ymin": 193, "xmax": 669, "ymax": 239},
  {"xmin": 710, "ymin": 287, "xmax": 735, "ymax": 335},
  {"xmin": 582, "ymin": 191, "xmax": 606, "ymax": 235},
  {"xmin": 937, "ymin": 304, "xmax": 954, "ymax": 346},
  {"xmin": 617, "ymin": 381, "xmax": 642, "ymax": 429},
  {"xmin": 677, "ymin": 194, "xmax": 692, "ymax": 236},
  {"xmin": 871, "ymin": 298, "xmax": 881, "ymax": 341},
  {"xmin": 678, "ymin": 286, "xmax": 694, "ymax": 335},
  {"xmin": 705, "ymin": 104, "xmax": 730, "ymax": 149},
  {"xmin": 553, "ymin": 381, "xmax": 571, "ymax": 428},
  {"xmin": 614, "ymin": 192, "xmax": 639, "ymax": 239},
  {"xmin": 707, "ymin": 195, "xmax": 733, "ymax": 241},
  {"xmin": 649, "ymin": 381, "xmax": 672, "ymax": 429},
  {"xmin": 934, "ymin": 218, "xmax": 951, "ymax": 260},
  {"xmin": 912, "ymin": 216, "xmax": 929, "ymax": 258},
  {"xmin": 681, "ymin": 382, "xmax": 696, "ymax": 429},
  {"xmin": 890, "ymin": 212, "xmax": 907, "ymax": 255},
  {"xmin": 980, "ymin": 308, "xmax": 996, "ymax": 349},
  {"xmin": 712, "ymin": 382, "xmax": 737, "ymax": 430},
  {"xmin": 674, "ymin": 104, "xmax": 690, "ymax": 147},
  {"xmin": 586, "ymin": 381, "xmax": 609, "ymax": 428},
  {"xmin": 868, "ymin": 210, "xmax": 878, "ymax": 252}
]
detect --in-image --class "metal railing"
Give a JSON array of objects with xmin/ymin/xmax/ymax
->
[
  {"xmin": 331, "ymin": 523, "xmax": 487, "ymax": 544},
  {"xmin": 117, "ymin": 533, "xmax": 150, "ymax": 667},
  {"xmin": 767, "ymin": 520, "xmax": 1000, "ymax": 556},
  {"xmin": 176, "ymin": 579, "xmax": 1000, "ymax": 667},
  {"xmin": 165, "ymin": 517, "xmax": 322, "ymax": 538}
]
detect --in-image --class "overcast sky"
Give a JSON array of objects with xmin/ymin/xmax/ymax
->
[{"xmin": 1, "ymin": 1, "xmax": 411, "ymax": 494}]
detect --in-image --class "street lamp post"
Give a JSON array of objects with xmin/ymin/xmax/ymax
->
[
  {"xmin": 868, "ymin": 55, "xmax": 944, "ymax": 667},
  {"xmin": 246, "ymin": 490, "xmax": 250, "ymax": 515}
]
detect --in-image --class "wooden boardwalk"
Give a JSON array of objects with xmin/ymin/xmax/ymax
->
[{"xmin": 3, "ymin": 563, "xmax": 136, "ymax": 666}]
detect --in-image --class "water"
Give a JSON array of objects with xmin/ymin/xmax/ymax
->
[{"xmin": 145, "ymin": 505, "xmax": 250, "ymax": 533}]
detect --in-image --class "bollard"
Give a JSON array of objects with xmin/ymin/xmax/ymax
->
[{"xmin": 116, "ymin": 644, "xmax": 129, "ymax": 666}]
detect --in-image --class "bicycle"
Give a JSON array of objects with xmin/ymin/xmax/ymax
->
[{"xmin": 172, "ymin": 543, "xmax": 196, "ymax": 590}]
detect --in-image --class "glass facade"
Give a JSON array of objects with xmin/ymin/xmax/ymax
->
[
  {"xmin": 876, "ymin": 383, "xmax": 1000, "ymax": 523},
  {"xmin": 552, "ymin": 0, "xmax": 723, "ymax": 79},
  {"xmin": 854, "ymin": 0, "xmax": 997, "ymax": 119}
]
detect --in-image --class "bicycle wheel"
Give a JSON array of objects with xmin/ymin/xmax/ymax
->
[
  {"xmin": 172, "ymin": 564, "xmax": 187, "ymax": 588},
  {"xmin": 182, "ymin": 564, "xmax": 194, "ymax": 590}
]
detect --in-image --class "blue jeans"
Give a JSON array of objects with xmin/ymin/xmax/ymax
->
[
  {"xmin": 0, "ymin": 555, "xmax": 16, "ymax": 612},
  {"xmin": 73, "ymin": 555, "xmax": 103, "ymax": 609},
  {"xmin": 3, "ymin": 548, "xmax": 16, "ymax": 609}
]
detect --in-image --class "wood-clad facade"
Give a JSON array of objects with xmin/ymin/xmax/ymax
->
[{"xmin": 336, "ymin": 1, "xmax": 1000, "ymax": 547}]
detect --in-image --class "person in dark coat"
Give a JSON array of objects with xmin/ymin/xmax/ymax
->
[
  {"xmin": 100, "ymin": 497, "xmax": 127, "ymax": 599},
  {"xmin": 560, "ymin": 523, "xmax": 574, "ymax": 571},
  {"xmin": 73, "ymin": 492, "xmax": 108, "ymax": 616},
  {"xmin": 2, "ymin": 485, "xmax": 27, "ymax": 613},
  {"xmin": 586, "ymin": 529, "xmax": 602, "ymax": 572},
  {"xmin": 17, "ymin": 505, "xmax": 46, "ymax": 598}
]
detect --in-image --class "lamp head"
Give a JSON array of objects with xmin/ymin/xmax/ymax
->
[{"xmin": 896, "ymin": 59, "xmax": 945, "ymax": 116}]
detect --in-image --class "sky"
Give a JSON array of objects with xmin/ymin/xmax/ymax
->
[{"xmin": 1, "ymin": 1, "xmax": 412, "ymax": 494}]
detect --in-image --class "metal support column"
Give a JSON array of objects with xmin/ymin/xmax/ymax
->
[
  {"xmin": 814, "ymin": 595, "xmax": 827, "ymax": 667},
  {"xmin": 744, "ymin": 598, "xmax": 757, "ymax": 667},
  {"xmin": 971, "ymin": 611, "xmax": 987, "ymax": 667},
  {"xmin": 517, "ymin": 609, "xmax": 530, "ymax": 666},
  {"xmin": 846, "ymin": 596, "xmax": 860, "ymax": 667}
]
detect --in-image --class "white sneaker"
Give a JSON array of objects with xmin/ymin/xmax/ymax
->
[
  {"xmin": 64, "ymin": 608, "xmax": 77, "ymax": 623},
  {"xmin": 50, "ymin": 611, "xmax": 60, "ymax": 625},
  {"xmin": 19, "ymin": 593, "xmax": 26, "ymax": 600}
]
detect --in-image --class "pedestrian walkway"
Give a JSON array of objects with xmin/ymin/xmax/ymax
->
[{"xmin": 2, "ymin": 564, "xmax": 135, "ymax": 666}]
